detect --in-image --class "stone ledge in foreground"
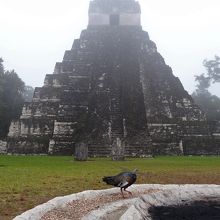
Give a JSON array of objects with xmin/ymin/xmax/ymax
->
[{"xmin": 13, "ymin": 184, "xmax": 220, "ymax": 220}]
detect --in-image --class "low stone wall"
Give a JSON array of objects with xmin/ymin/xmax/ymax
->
[
  {"xmin": 7, "ymin": 137, "xmax": 49, "ymax": 155},
  {"xmin": 13, "ymin": 184, "xmax": 220, "ymax": 220},
  {"xmin": 183, "ymin": 135, "xmax": 220, "ymax": 155},
  {"xmin": 84, "ymin": 185, "xmax": 220, "ymax": 220},
  {"xmin": 0, "ymin": 140, "xmax": 7, "ymax": 154},
  {"xmin": 149, "ymin": 122, "xmax": 220, "ymax": 156}
]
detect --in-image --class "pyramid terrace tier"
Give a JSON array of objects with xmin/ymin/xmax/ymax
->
[{"xmin": 6, "ymin": 25, "xmax": 220, "ymax": 156}]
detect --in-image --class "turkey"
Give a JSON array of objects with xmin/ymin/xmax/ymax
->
[{"xmin": 102, "ymin": 169, "xmax": 137, "ymax": 198}]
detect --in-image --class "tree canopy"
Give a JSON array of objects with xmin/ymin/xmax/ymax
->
[
  {"xmin": 192, "ymin": 56, "xmax": 220, "ymax": 121},
  {"xmin": 194, "ymin": 56, "xmax": 220, "ymax": 93},
  {"xmin": 0, "ymin": 58, "xmax": 33, "ymax": 138},
  {"xmin": 0, "ymin": 58, "xmax": 4, "ymax": 75}
]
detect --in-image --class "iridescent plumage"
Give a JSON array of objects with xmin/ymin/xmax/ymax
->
[{"xmin": 102, "ymin": 169, "xmax": 137, "ymax": 198}]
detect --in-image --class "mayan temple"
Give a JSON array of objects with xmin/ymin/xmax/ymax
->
[{"xmin": 7, "ymin": 0, "xmax": 220, "ymax": 156}]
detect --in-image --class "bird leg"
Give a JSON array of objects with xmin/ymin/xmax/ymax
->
[
  {"xmin": 124, "ymin": 188, "xmax": 132, "ymax": 196},
  {"xmin": 120, "ymin": 188, "xmax": 125, "ymax": 198}
]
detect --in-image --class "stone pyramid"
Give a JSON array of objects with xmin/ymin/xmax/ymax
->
[{"xmin": 7, "ymin": 0, "xmax": 220, "ymax": 156}]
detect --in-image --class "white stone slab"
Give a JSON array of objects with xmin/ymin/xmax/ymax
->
[{"xmin": 13, "ymin": 184, "xmax": 220, "ymax": 220}]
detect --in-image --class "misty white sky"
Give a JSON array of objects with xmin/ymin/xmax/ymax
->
[{"xmin": 0, "ymin": 0, "xmax": 220, "ymax": 96}]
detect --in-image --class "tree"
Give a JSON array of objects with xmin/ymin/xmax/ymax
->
[
  {"xmin": 0, "ymin": 58, "xmax": 4, "ymax": 99},
  {"xmin": 192, "ymin": 56, "xmax": 220, "ymax": 121},
  {"xmin": 194, "ymin": 74, "xmax": 210, "ymax": 93},
  {"xmin": 0, "ymin": 60, "xmax": 25, "ymax": 138},
  {"xmin": 194, "ymin": 56, "xmax": 220, "ymax": 93},
  {"xmin": 192, "ymin": 91, "xmax": 220, "ymax": 121},
  {"xmin": 203, "ymin": 55, "xmax": 220, "ymax": 83},
  {"xmin": 0, "ymin": 58, "xmax": 4, "ymax": 75}
]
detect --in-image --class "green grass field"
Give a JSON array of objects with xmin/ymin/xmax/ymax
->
[{"xmin": 0, "ymin": 155, "xmax": 220, "ymax": 219}]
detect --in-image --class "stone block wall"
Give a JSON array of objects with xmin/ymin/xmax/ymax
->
[{"xmin": 7, "ymin": 137, "xmax": 49, "ymax": 154}]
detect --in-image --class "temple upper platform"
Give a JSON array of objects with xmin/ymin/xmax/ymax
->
[{"xmin": 88, "ymin": 0, "xmax": 141, "ymax": 26}]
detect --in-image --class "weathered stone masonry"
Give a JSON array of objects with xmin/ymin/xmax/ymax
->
[{"xmin": 6, "ymin": 0, "xmax": 220, "ymax": 156}]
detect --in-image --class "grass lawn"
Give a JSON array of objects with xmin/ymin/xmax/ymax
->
[{"xmin": 0, "ymin": 155, "xmax": 220, "ymax": 219}]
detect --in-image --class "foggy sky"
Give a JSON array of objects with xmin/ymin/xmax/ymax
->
[{"xmin": 0, "ymin": 0, "xmax": 220, "ymax": 96}]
